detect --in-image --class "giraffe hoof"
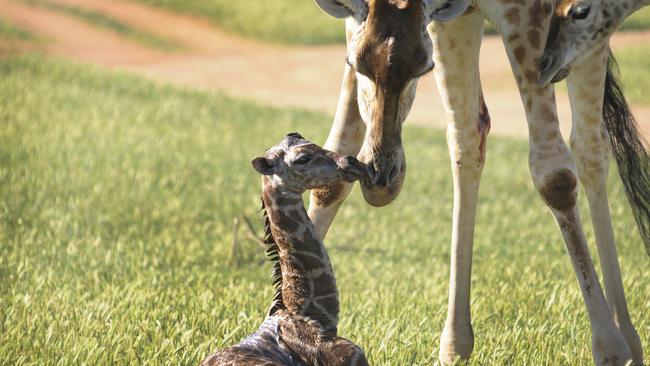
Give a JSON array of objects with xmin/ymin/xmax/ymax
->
[
  {"xmin": 592, "ymin": 330, "xmax": 634, "ymax": 366},
  {"xmin": 616, "ymin": 320, "xmax": 644, "ymax": 365},
  {"xmin": 438, "ymin": 322, "xmax": 474, "ymax": 365}
]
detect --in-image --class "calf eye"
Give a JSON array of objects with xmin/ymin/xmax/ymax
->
[
  {"xmin": 571, "ymin": 4, "xmax": 591, "ymax": 20},
  {"xmin": 293, "ymin": 154, "xmax": 311, "ymax": 165}
]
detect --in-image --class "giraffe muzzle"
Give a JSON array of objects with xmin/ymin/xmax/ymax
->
[
  {"xmin": 336, "ymin": 155, "xmax": 369, "ymax": 184},
  {"xmin": 537, "ymin": 54, "xmax": 572, "ymax": 87},
  {"xmin": 358, "ymin": 155, "xmax": 406, "ymax": 207}
]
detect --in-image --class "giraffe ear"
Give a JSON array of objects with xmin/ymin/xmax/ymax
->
[
  {"xmin": 252, "ymin": 157, "xmax": 276, "ymax": 175},
  {"xmin": 314, "ymin": 0, "xmax": 367, "ymax": 19},
  {"xmin": 424, "ymin": 0, "xmax": 471, "ymax": 22}
]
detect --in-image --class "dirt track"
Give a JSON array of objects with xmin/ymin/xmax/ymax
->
[{"xmin": 1, "ymin": 0, "xmax": 649, "ymax": 139}]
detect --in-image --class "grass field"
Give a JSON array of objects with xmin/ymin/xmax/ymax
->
[
  {"xmin": 616, "ymin": 46, "xmax": 650, "ymax": 105},
  {"xmin": 21, "ymin": 0, "xmax": 179, "ymax": 51},
  {"xmin": 129, "ymin": 0, "xmax": 650, "ymax": 45},
  {"xmin": 1, "ymin": 55, "xmax": 648, "ymax": 365},
  {"xmin": 131, "ymin": 0, "xmax": 344, "ymax": 45},
  {"xmin": 623, "ymin": 6, "xmax": 650, "ymax": 31},
  {"xmin": 0, "ymin": 19, "xmax": 34, "ymax": 41}
]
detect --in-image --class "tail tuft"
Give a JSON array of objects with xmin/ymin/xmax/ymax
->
[{"xmin": 602, "ymin": 51, "xmax": 650, "ymax": 256}]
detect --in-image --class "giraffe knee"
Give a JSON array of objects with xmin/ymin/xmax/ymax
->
[{"xmin": 538, "ymin": 168, "xmax": 578, "ymax": 211}]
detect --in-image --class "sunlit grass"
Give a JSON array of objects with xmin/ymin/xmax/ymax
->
[
  {"xmin": 129, "ymin": 0, "xmax": 345, "ymax": 45},
  {"xmin": 553, "ymin": 45, "xmax": 650, "ymax": 106},
  {"xmin": 130, "ymin": 0, "xmax": 649, "ymax": 45},
  {"xmin": 622, "ymin": 6, "xmax": 650, "ymax": 31},
  {"xmin": 1, "ymin": 55, "xmax": 648, "ymax": 365},
  {"xmin": 616, "ymin": 46, "xmax": 650, "ymax": 105},
  {"xmin": 21, "ymin": 0, "xmax": 180, "ymax": 51},
  {"xmin": 0, "ymin": 19, "xmax": 35, "ymax": 40}
]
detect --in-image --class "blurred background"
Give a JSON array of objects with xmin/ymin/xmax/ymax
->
[
  {"xmin": 1, "ymin": 1, "xmax": 649, "ymax": 365},
  {"xmin": 2, "ymin": 0, "xmax": 649, "ymax": 137}
]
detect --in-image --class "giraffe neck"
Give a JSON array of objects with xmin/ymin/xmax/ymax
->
[
  {"xmin": 615, "ymin": 0, "xmax": 648, "ymax": 21},
  {"xmin": 635, "ymin": 0, "xmax": 649, "ymax": 10},
  {"xmin": 262, "ymin": 177, "xmax": 340, "ymax": 334}
]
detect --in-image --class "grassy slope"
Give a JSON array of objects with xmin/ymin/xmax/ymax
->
[
  {"xmin": 0, "ymin": 19, "xmax": 34, "ymax": 40},
  {"xmin": 1, "ymin": 55, "xmax": 648, "ymax": 365},
  {"xmin": 616, "ymin": 46, "xmax": 650, "ymax": 105},
  {"xmin": 127, "ymin": 0, "xmax": 650, "ymax": 45},
  {"xmin": 131, "ymin": 0, "xmax": 344, "ymax": 45},
  {"xmin": 20, "ymin": 0, "xmax": 179, "ymax": 50},
  {"xmin": 622, "ymin": 6, "xmax": 650, "ymax": 31}
]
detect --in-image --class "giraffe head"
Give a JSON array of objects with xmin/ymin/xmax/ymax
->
[
  {"xmin": 252, "ymin": 133, "xmax": 368, "ymax": 192},
  {"xmin": 314, "ymin": 0, "xmax": 470, "ymax": 206},
  {"xmin": 538, "ymin": 0, "xmax": 637, "ymax": 86}
]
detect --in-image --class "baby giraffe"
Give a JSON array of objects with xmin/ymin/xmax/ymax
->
[{"xmin": 201, "ymin": 133, "xmax": 369, "ymax": 366}]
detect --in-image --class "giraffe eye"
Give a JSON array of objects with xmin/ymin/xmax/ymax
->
[
  {"xmin": 571, "ymin": 4, "xmax": 591, "ymax": 20},
  {"xmin": 293, "ymin": 154, "xmax": 312, "ymax": 165}
]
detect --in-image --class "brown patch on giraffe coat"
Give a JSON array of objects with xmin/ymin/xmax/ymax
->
[
  {"xmin": 276, "ymin": 196, "xmax": 301, "ymax": 207},
  {"xmin": 539, "ymin": 103, "xmax": 556, "ymax": 122},
  {"xmin": 505, "ymin": 7, "xmax": 520, "ymax": 26},
  {"xmin": 447, "ymin": 37, "xmax": 457, "ymax": 51},
  {"xmin": 524, "ymin": 68, "xmax": 538, "ymax": 83},
  {"xmin": 499, "ymin": 0, "xmax": 525, "ymax": 5},
  {"xmin": 514, "ymin": 46, "xmax": 526, "ymax": 64},
  {"xmin": 273, "ymin": 210, "xmax": 301, "ymax": 232},
  {"xmin": 527, "ymin": 29, "xmax": 541, "ymax": 49},
  {"xmin": 528, "ymin": 0, "xmax": 550, "ymax": 30},
  {"xmin": 312, "ymin": 182, "xmax": 346, "ymax": 207},
  {"xmin": 557, "ymin": 218, "xmax": 592, "ymax": 296},
  {"xmin": 539, "ymin": 169, "xmax": 577, "ymax": 211}
]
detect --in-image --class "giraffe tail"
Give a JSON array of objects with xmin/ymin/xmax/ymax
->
[{"xmin": 602, "ymin": 49, "xmax": 650, "ymax": 256}]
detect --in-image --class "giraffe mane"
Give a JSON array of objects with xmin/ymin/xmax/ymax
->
[{"xmin": 260, "ymin": 195, "xmax": 284, "ymax": 316}]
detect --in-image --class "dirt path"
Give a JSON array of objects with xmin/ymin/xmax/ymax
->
[{"xmin": 1, "ymin": 0, "xmax": 649, "ymax": 139}]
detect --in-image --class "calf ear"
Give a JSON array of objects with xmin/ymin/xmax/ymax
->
[
  {"xmin": 314, "ymin": 0, "xmax": 367, "ymax": 19},
  {"xmin": 252, "ymin": 157, "xmax": 276, "ymax": 175},
  {"xmin": 424, "ymin": 0, "xmax": 471, "ymax": 22}
]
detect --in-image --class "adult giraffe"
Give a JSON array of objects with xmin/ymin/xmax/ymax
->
[{"xmin": 307, "ymin": 0, "xmax": 647, "ymax": 365}]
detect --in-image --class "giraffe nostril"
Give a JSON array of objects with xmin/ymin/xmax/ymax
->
[
  {"xmin": 386, "ymin": 164, "xmax": 399, "ymax": 186},
  {"xmin": 366, "ymin": 163, "xmax": 377, "ymax": 183}
]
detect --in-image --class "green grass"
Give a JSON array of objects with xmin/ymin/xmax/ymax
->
[
  {"xmin": 617, "ymin": 46, "xmax": 650, "ymax": 105},
  {"xmin": 621, "ymin": 6, "xmax": 650, "ymax": 31},
  {"xmin": 130, "ymin": 0, "xmax": 345, "ymax": 45},
  {"xmin": 554, "ymin": 45, "xmax": 650, "ymax": 106},
  {"xmin": 21, "ymin": 0, "xmax": 179, "ymax": 51},
  {"xmin": 1, "ymin": 55, "xmax": 648, "ymax": 365},
  {"xmin": 0, "ymin": 19, "xmax": 35, "ymax": 41},
  {"xmin": 129, "ymin": 0, "xmax": 649, "ymax": 45}
]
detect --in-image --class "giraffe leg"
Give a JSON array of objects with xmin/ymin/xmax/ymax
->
[
  {"xmin": 429, "ymin": 9, "xmax": 487, "ymax": 364},
  {"xmin": 567, "ymin": 45, "xmax": 643, "ymax": 365},
  {"xmin": 486, "ymin": 2, "xmax": 634, "ymax": 363},
  {"xmin": 308, "ymin": 62, "xmax": 365, "ymax": 241}
]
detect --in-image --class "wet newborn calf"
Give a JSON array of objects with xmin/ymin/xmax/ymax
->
[{"xmin": 201, "ymin": 133, "xmax": 369, "ymax": 366}]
